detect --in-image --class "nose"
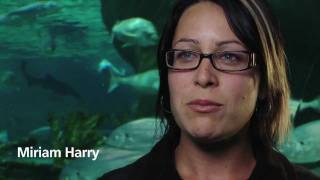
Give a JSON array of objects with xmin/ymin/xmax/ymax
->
[{"xmin": 193, "ymin": 57, "xmax": 218, "ymax": 88}]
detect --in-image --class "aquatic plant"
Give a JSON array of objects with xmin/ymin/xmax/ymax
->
[{"xmin": 48, "ymin": 112, "xmax": 105, "ymax": 166}]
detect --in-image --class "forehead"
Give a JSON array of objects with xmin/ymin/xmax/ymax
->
[{"xmin": 173, "ymin": 1, "xmax": 243, "ymax": 49}]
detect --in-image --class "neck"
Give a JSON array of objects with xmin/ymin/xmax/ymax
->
[{"xmin": 175, "ymin": 129, "xmax": 256, "ymax": 180}]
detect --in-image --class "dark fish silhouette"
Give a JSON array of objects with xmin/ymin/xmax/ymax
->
[
  {"xmin": 21, "ymin": 61, "xmax": 82, "ymax": 100},
  {"xmin": 43, "ymin": 19, "xmax": 88, "ymax": 52},
  {"xmin": 0, "ymin": 1, "xmax": 61, "ymax": 26},
  {"xmin": 7, "ymin": 1, "xmax": 61, "ymax": 18}
]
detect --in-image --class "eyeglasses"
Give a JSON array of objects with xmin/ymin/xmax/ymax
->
[{"xmin": 165, "ymin": 49, "xmax": 257, "ymax": 72}]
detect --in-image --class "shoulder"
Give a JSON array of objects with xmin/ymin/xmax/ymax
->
[
  {"xmin": 98, "ymin": 134, "xmax": 179, "ymax": 180},
  {"xmin": 273, "ymin": 150, "xmax": 320, "ymax": 180},
  {"xmin": 254, "ymin": 147, "xmax": 320, "ymax": 180},
  {"xmin": 98, "ymin": 154, "xmax": 149, "ymax": 180},
  {"xmin": 293, "ymin": 165, "xmax": 320, "ymax": 180}
]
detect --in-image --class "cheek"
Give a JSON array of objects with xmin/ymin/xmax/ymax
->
[
  {"xmin": 168, "ymin": 73, "xmax": 192, "ymax": 115},
  {"xmin": 223, "ymin": 75, "xmax": 259, "ymax": 111},
  {"xmin": 168, "ymin": 73, "xmax": 190, "ymax": 99}
]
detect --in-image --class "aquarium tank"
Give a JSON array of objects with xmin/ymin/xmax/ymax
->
[{"xmin": 0, "ymin": 0, "xmax": 319, "ymax": 179}]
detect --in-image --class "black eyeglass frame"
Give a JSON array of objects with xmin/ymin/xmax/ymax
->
[{"xmin": 165, "ymin": 49, "xmax": 257, "ymax": 72}]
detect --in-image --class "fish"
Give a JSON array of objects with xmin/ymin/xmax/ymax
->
[
  {"xmin": 0, "ymin": 1, "xmax": 61, "ymax": 26},
  {"xmin": 98, "ymin": 58, "xmax": 126, "ymax": 76},
  {"xmin": 44, "ymin": 19, "xmax": 88, "ymax": 34},
  {"xmin": 0, "ymin": 130, "xmax": 8, "ymax": 144},
  {"xmin": 278, "ymin": 120, "xmax": 320, "ymax": 163},
  {"xmin": 302, "ymin": 97, "xmax": 320, "ymax": 113},
  {"xmin": 0, "ymin": 15, "xmax": 11, "ymax": 25},
  {"xmin": 7, "ymin": 1, "xmax": 61, "ymax": 18},
  {"xmin": 43, "ymin": 19, "xmax": 88, "ymax": 52},
  {"xmin": 60, "ymin": 146, "xmax": 145, "ymax": 180},
  {"xmin": 60, "ymin": 117, "xmax": 164, "ymax": 179},
  {"xmin": 106, "ymin": 117, "xmax": 163, "ymax": 151},
  {"xmin": 20, "ymin": 61, "xmax": 82, "ymax": 100},
  {"xmin": 111, "ymin": 17, "xmax": 159, "ymax": 47},
  {"xmin": 28, "ymin": 126, "xmax": 52, "ymax": 148},
  {"xmin": 0, "ymin": 70, "xmax": 16, "ymax": 87},
  {"xmin": 107, "ymin": 69, "xmax": 159, "ymax": 95},
  {"xmin": 290, "ymin": 97, "xmax": 320, "ymax": 119}
]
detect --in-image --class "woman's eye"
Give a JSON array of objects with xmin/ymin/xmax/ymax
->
[
  {"xmin": 176, "ymin": 51, "xmax": 196, "ymax": 60},
  {"xmin": 219, "ymin": 52, "xmax": 242, "ymax": 63},
  {"xmin": 222, "ymin": 53, "xmax": 237, "ymax": 60}
]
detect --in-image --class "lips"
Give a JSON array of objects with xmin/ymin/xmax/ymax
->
[{"xmin": 187, "ymin": 99, "xmax": 223, "ymax": 113}]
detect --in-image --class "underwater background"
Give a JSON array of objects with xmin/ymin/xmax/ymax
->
[{"xmin": 0, "ymin": 0, "xmax": 319, "ymax": 179}]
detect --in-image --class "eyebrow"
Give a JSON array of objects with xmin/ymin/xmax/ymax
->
[
  {"xmin": 173, "ymin": 38, "xmax": 199, "ymax": 46},
  {"xmin": 215, "ymin": 40, "xmax": 244, "ymax": 47},
  {"xmin": 173, "ymin": 38, "xmax": 244, "ymax": 48}
]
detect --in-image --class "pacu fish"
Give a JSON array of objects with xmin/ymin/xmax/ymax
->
[
  {"xmin": 111, "ymin": 17, "xmax": 159, "ymax": 47},
  {"xmin": 60, "ymin": 117, "xmax": 164, "ymax": 179},
  {"xmin": 107, "ymin": 69, "xmax": 159, "ymax": 95}
]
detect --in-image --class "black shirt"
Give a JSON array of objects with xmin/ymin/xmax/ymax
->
[{"xmin": 99, "ymin": 134, "xmax": 320, "ymax": 180}]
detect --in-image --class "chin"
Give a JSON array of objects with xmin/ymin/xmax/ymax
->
[
  {"xmin": 185, "ymin": 132, "xmax": 234, "ymax": 152},
  {"xmin": 194, "ymin": 134, "xmax": 224, "ymax": 144},
  {"xmin": 186, "ymin": 122, "xmax": 230, "ymax": 139},
  {"xmin": 188, "ymin": 128, "xmax": 223, "ymax": 143},
  {"xmin": 187, "ymin": 126, "xmax": 249, "ymax": 151}
]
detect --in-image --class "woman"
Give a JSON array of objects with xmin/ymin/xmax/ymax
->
[{"xmin": 100, "ymin": 0, "xmax": 320, "ymax": 179}]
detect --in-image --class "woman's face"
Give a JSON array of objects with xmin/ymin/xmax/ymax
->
[{"xmin": 168, "ymin": 2, "xmax": 260, "ymax": 143}]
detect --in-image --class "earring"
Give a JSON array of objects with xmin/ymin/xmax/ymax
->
[{"xmin": 268, "ymin": 102, "xmax": 272, "ymax": 112}]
